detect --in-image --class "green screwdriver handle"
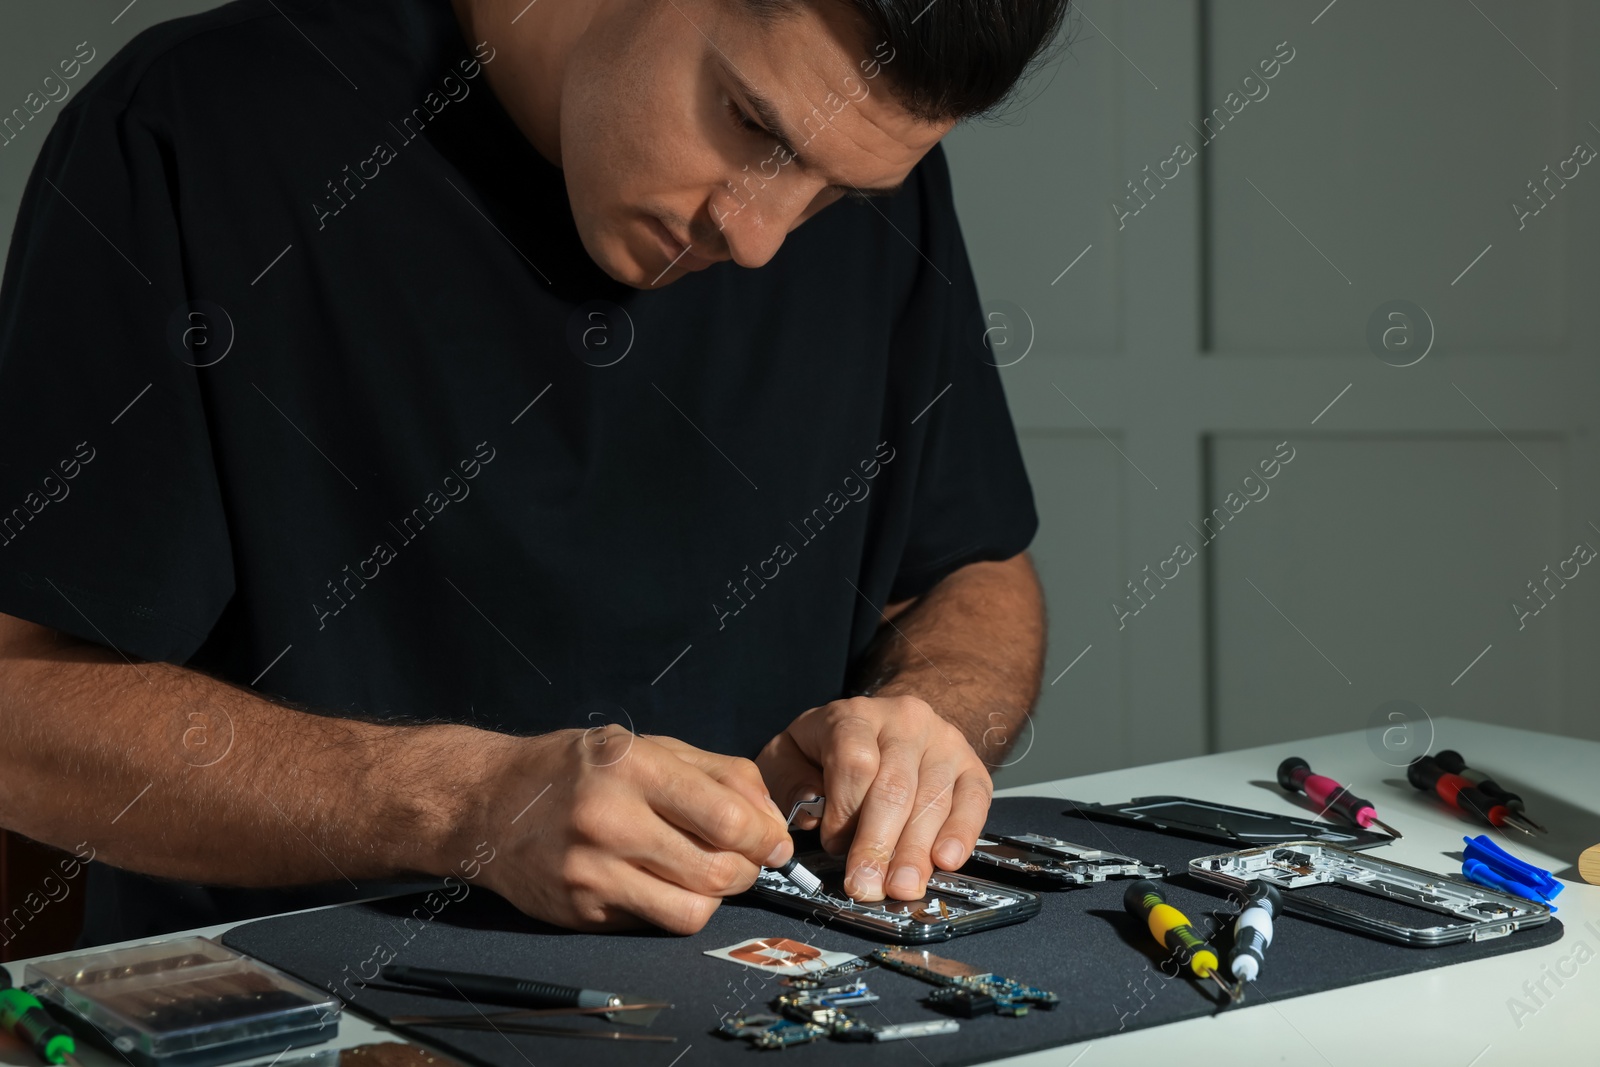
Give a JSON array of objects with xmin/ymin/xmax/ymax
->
[{"xmin": 0, "ymin": 987, "xmax": 79, "ymax": 1065}]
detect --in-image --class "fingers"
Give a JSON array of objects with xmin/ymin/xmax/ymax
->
[
  {"xmin": 631, "ymin": 815, "xmax": 764, "ymax": 899},
  {"xmin": 779, "ymin": 698, "xmax": 997, "ymax": 903},
  {"xmin": 641, "ymin": 743, "xmax": 792, "ymax": 869},
  {"xmin": 755, "ymin": 730, "xmax": 825, "ymax": 830},
  {"xmin": 932, "ymin": 765, "xmax": 992, "ymax": 871},
  {"xmin": 784, "ymin": 706, "xmax": 883, "ymax": 852},
  {"xmin": 880, "ymin": 757, "xmax": 959, "ymax": 899},
  {"xmin": 617, "ymin": 876, "xmax": 722, "ymax": 936},
  {"xmin": 499, "ymin": 730, "xmax": 794, "ymax": 938},
  {"xmin": 649, "ymin": 735, "xmax": 786, "ymax": 824},
  {"xmin": 841, "ymin": 735, "xmax": 923, "ymax": 900},
  {"xmin": 563, "ymin": 851, "xmax": 726, "ymax": 936},
  {"xmin": 866, "ymin": 755, "xmax": 989, "ymax": 900}
]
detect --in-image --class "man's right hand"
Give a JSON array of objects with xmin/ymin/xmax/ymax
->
[
  {"xmin": 0, "ymin": 613, "xmax": 790, "ymax": 931},
  {"xmin": 465, "ymin": 726, "xmax": 793, "ymax": 935}
]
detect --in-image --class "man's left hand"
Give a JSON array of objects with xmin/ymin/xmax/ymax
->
[{"xmin": 756, "ymin": 694, "xmax": 992, "ymax": 902}]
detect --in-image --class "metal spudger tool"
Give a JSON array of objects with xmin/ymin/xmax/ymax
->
[
  {"xmin": 1277, "ymin": 757, "xmax": 1403, "ymax": 838},
  {"xmin": 773, "ymin": 796, "xmax": 827, "ymax": 896},
  {"xmin": 387, "ymin": 1017, "xmax": 675, "ymax": 1049},
  {"xmin": 380, "ymin": 964, "xmax": 665, "ymax": 1027}
]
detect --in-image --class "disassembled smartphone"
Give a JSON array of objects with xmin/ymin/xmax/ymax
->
[
  {"xmin": 968, "ymin": 833, "xmax": 1167, "ymax": 885},
  {"xmin": 1189, "ymin": 841, "xmax": 1554, "ymax": 946},
  {"xmin": 870, "ymin": 947, "xmax": 1058, "ymax": 1017},
  {"xmin": 748, "ymin": 852, "xmax": 1041, "ymax": 943},
  {"xmin": 718, "ymin": 980, "xmax": 959, "ymax": 1049},
  {"xmin": 1066, "ymin": 795, "xmax": 1393, "ymax": 849}
]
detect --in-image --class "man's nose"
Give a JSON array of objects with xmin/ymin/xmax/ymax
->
[{"xmin": 709, "ymin": 182, "xmax": 811, "ymax": 269}]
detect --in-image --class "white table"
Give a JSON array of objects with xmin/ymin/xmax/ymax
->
[{"xmin": 5, "ymin": 718, "xmax": 1595, "ymax": 1066}]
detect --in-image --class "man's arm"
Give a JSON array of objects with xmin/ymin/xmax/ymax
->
[
  {"xmin": 757, "ymin": 551, "xmax": 1045, "ymax": 901},
  {"xmin": 0, "ymin": 612, "xmax": 790, "ymax": 934},
  {"xmin": 0, "ymin": 612, "xmax": 469, "ymax": 887},
  {"xmin": 852, "ymin": 551, "xmax": 1045, "ymax": 762}
]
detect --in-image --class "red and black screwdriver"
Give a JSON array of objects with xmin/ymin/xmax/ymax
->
[
  {"xmin": 1407, "ymin": 755, "xmax": 1540, "ymax": 837},
  {"xmin": 1432, "ymin": 750, "xmax": 1548, "ymax": 834},
  {"xmin": 1277, "ymin": 757, "xmax": 1402, "ymax": 839}
]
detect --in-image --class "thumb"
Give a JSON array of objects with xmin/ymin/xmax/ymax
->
[{"xmin": 756, "ymin": 730, "xmax": 825, "ymax": 830}]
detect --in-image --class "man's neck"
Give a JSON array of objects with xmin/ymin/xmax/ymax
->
[{"xmin": 452, "ymin": 0, "xmax": 592, "ymax": 167}]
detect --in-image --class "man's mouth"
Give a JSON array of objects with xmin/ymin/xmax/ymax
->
[{"xmin": 646, "ymin": 216, "xmax": 720, "ymax": 274}]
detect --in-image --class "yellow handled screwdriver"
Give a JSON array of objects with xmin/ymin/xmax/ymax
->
[{"xmin": 1123, "ymin": 879, "xmax": 1233, "ymax": 997}]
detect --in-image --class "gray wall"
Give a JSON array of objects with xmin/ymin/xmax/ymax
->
[
  {"xmin": 4, "ymin": 2, "xmax": 1595, "ymax": 789},
  {"xmin": 0, "ymin": 2, "xmax": 224, "ymax": 252},
  {"xmin": 944, "ymin": 0, "xmax": 1600, "ymax": 786}
]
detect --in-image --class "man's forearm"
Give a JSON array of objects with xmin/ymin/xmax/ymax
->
[
  {"xmin": 850, "ymin": 552, "xmax": 1045, "ymax": 765},
  {"xmin": 0, "ymin": 615, "xmax": 488, "ymax": 887}
]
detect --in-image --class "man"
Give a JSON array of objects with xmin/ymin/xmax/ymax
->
[{"xmin": 0, "ymin": 0, "xmax": 1062, "ymax": 947}]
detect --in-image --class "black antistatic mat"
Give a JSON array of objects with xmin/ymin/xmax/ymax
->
[{"xmin": 221, "ymin": 796, "xmax": 1562, "ymax": 1067}]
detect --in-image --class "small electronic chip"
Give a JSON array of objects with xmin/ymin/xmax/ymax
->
[
  {"xmin": 718, "ymin": 980, "xmax": 962, "ymax": 1049},
  {"xmin": 870, "ymin": 946, "xmax": 1058, "ymax": 1017},
  {"xmin": 774, "ymin": 981, "xmax": 878, "ymax": 1040},
  {"xmin": 780, "ymin": 956, "xmax": 878, "ymax": 990},
  {"xmin": 925, "ymin": 988, "xmax": 998, "ymax": 1017},
  {"xmin": 718, "ymin": 1012, "xmax": 828, "ymax": 1049}
]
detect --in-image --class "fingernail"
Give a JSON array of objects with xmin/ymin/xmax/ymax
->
[
  {"xmin": 765, "ymin": 839, "xmax": 791, "ymax": 867},
  {"xmin": 766, "ymin": 796, "xmax": 787, "ymax": 822},
  {"xmin": 934, "ymin": 837, "xmax": 964, "ymax": 869},
  {"xmin": 888, "ymin": 865, "xmax": 922, "ymax": 898},
  {"xmin": 847, "ymin": 865, "xmax": 883, "ymax": 900}
]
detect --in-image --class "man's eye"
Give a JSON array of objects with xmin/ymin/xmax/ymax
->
[{"xmin": 724, "ymin": 96, "xmax": 766, "ymax": 136}]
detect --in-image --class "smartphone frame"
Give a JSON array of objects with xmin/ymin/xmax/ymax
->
[
  {"xmin": 1189, "ymin": 840, "xmax": 1553, "ymax": 946},
  {"xmin": 747, "ymin": 853, "xmax": 1041, "ymax": 944}
]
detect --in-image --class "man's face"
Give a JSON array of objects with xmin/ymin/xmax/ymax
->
[{"xmin": 555, "ymin": 0, "xmax": 953, "ymax": 287}]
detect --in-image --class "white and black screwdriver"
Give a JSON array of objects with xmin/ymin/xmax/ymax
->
[{"xmin": 1225, "ymin": 881, "xmax": 1283, "ymax": 1003}]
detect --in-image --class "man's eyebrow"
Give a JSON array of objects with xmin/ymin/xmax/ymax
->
[{"xmin": 717, "ymin": 59, "xmax": 906, "ymax": 199}]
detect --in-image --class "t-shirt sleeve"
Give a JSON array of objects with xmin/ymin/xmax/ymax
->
[
  {"xmin": 0, "ymin": 88, "xmax": 234, "ymax": 662},
  {"xmin": 885, "ymin": 145, "xmax": 1039, "ymax": 604}
]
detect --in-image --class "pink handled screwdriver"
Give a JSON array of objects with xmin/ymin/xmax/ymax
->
[{"xmin": 1277, "ymin": 757, "xmax": 1402, "ymax": 839}]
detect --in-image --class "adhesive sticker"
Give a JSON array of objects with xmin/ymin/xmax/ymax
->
[{"xmin": 704, "ymin": 938, "xmax": 858, "ymax": 976}]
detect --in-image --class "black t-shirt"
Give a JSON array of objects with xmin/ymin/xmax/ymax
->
[{"xmin": 0, "ymin": 0, "xmax": 1036, "ymax": 947}]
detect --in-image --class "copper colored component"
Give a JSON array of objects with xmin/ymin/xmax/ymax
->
[{"xmin": 341, "ymin": 1044, "xmax": 470, "ymax": 1067}]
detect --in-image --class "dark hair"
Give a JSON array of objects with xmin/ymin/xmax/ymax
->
[{"xmin": 749, "ymin": 0, "xmax": 1071, "ymax": 122}]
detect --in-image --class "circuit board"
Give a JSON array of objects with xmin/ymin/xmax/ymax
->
[
  {"xmin": 780, "ymin": 955, "xmax": 878, "ymax": 990},
  {"xmin": 969, "ymin": 833, "xmax": 1168, "ymax": 884},
  {"xmin": 718, "ymin": 1012, "xmax": 828, "ymax": 1049},
  {"xmin": 773, "ymin": 980, "xmax": 879, "ymax": 1039},
  {"xmin": 720, "ymin": 980, "xmax": 961, "ymax": 1048},
  {"xmin": 869, "ymin": 946, "xmax": 1059, "ymax": 1017}
]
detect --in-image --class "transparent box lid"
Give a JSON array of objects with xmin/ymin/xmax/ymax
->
[{"xmin": 25, "ymin": 936, "xmax": 340, "ymax": 1061}]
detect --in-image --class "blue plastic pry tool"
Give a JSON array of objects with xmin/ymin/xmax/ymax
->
[{"xmin": 1461, "ymin": 834, "xmax": 1562, "ymax": 909}]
